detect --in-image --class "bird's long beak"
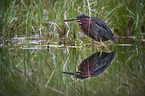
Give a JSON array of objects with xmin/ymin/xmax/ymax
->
[
  {"xmin": 62, "ymin": 72, "xmax": 75, "ymax": 76},
  {"xmin": 63, "ymin": 18, "xmax": 76, "ymax": 22}
]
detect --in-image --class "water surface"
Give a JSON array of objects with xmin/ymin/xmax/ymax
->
[{"xmin": 0, "ymin": 37, "xmax": 145, "ymax": 96}]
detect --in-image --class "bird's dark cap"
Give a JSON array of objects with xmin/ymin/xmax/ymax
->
[{"xmin": 63, "ymin": 15, "xmax": 90, "ymax": 22}]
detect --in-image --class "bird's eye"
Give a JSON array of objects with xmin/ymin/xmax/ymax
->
[
  {"xmin": 77, "ymin": 17, "xmax": 80, "ymax": 20},
  {"xmin": 76, "ymin": 17, "xmax": 80, "ymax": 19}
]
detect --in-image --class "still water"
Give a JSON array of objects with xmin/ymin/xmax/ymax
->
[{"xmin": 0, "ymin": 37, "xmax": 145, "ymax": 96}]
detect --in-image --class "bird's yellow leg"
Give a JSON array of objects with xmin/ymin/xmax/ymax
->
[
  {"xmin": 79, "ymin": 39, "xmax": 103, "ymax": 47},
  {"xmin": 100, "ymin": 39, "xmax": 103, "ymax": 47},
  {"xmin": 89, "ymin": 39, "xmax": 103, "ymax": 46},
  {"xmin": 99, "ymin": 39, "xmax": 103, "ymax": 53}
]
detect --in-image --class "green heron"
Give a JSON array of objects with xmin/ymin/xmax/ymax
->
[
  {"xmin": 63, "ymin": 15, "xmax": 117, "ymax": 44},
  {"xmin": 62, "ymin": 51, "xmax": 116, "ymax": 79}
]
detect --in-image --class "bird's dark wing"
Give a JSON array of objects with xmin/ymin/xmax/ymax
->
[
  {"xmin": 92, "ymin": 17, "xmax": 117, "ymax": 42},
  {"xmin": 93, "ymin": 17, "xmax": 111, "ymax": 31}
]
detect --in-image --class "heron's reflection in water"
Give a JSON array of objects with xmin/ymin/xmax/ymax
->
[{"xmin": 62, "ymin": 51, "xmax": 116, "ymax": 79}]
